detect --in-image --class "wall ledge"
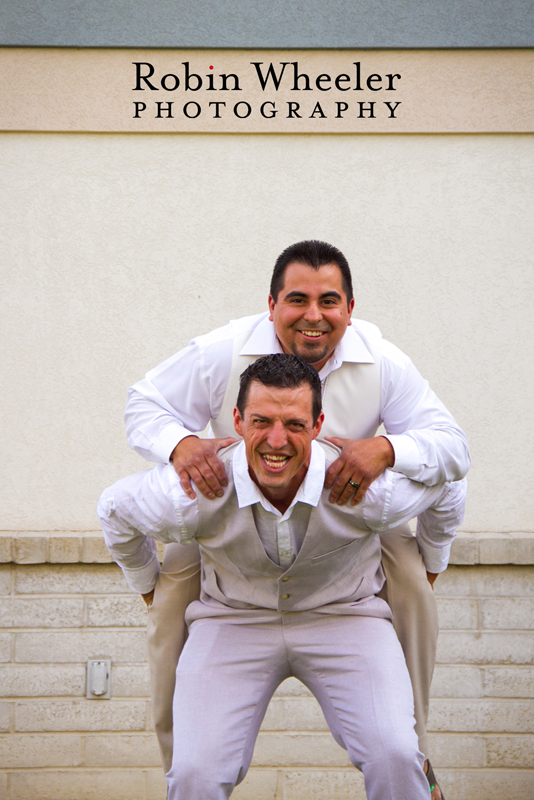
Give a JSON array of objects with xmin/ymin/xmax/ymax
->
[
  {"xmin": 0, "ymin": 530, "xmax": 533, "ymax": 565},
  {"xmin": 0, "ymin": 531, "xmax": 166, "ymax": 564},
  {"xmin": 449, "ymin": 531, "xmax": 534, "ymax": 566}
]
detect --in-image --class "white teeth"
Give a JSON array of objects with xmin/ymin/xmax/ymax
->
[
  {"xmin": 301, "ymin": 330, "xmax": 323, "ymax": 337},
  {"xmin": 263, "ymin": 454, "xmax": 289, "ymax": 464}
]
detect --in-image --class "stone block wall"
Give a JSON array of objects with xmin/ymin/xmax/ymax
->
[{"xmin": 1, "ymin": 531, "xmax": 533, "ymax": 800}]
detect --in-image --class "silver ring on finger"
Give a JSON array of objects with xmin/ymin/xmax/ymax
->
[{"xmin": 348, "ymin": 479, "xmax": 360, "ymax": 490}]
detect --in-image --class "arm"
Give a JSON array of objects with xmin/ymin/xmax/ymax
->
[
  {"xmin": 97, "ymin": 464, "xmax": 198, "ymax": 599},
  {"xmin": 325, "ymin": 337, "xmax": 470, "ymax": 504},
  {"xmin": 124, "ymin": 331, "xmax": 237, "ymax": 498},
  {"xmin": 362, "ymin": 471, "xmax": 467, "ymax": 574},
  {"xmin": 124, "ymin": 335, "xmax": 233, "ymax": 464},
  {"xmin": 378, "ymin": 339, "xmax": 470, "ymax": 486}
]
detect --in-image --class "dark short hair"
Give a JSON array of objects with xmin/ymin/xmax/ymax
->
[
  {"xmin": 270, "ymin": 240, "xmax": 354, "ymax": 304},
  {"xmin": 236, "ymin": 354, "xmax": 322, "ymax": 424}
]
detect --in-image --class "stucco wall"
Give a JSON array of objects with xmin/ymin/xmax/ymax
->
[{"xmin": 1, "ymin": 131, "xmax": 533, "ymax": 532}]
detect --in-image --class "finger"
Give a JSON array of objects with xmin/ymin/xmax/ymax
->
[
  {"xmin": 214, "ymin": 436, "xmax": 239, "ymax": 451},
  {"xmin": 204, "ymin": 451, "xmax": 229, "ymax": 492},
  {"xmin": 324, "ymin": 456, "xmax": 346, "ymax": 489},
  {"xmin": 334, "ymin": 476, "xmax": 363, "ymax": 506},
  {"xmin": 177, "ymin": 467, "xmax": 196, "ymax": 500},
  {"xmin": 187, "ymin": 461, "xmax": 222, "ymax": 499},
  {"xmin": 324, "ymin": 436, "xmax": 345, "ymax": 448},
  {"xmin": 350, "ymin": 478, "xmax": 371, "ymax": 506},
  {"xmin": 328, "ymin": 466, "xmax": 357, "ymax": 504}
]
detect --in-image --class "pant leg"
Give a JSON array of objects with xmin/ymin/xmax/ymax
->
[
  {"xmin": 167, "ymin": 617, "xmax": 290, "ymax": 800},
  {"xmin": 146, "ymin": 541, "xmax": 201, "ymax": 772},
  {"xmin": 379, "ymin": 523, "xmax": 439, "ymax": 757},
  {"xmin": 287, "ymin": 613, "xmax": 430, "ymax": 800}
]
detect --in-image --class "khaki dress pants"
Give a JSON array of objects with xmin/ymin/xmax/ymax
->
[{"xmin": 146, "ymin": 523, "xmax": 438, "ymax": 773}]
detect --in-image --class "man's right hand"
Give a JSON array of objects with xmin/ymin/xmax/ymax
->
[{"xmin": 171, "ymin": 435, "xmax": 238, "ymax": 500}]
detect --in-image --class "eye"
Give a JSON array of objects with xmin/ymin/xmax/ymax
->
[{"xmin": 287, "ymin": 422, "xmax": 305, "ymax": 431}]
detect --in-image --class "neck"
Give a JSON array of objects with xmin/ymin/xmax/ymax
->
[{"xmin": 249, "ymin": 464, "xmax": 308, "ymax": 515}]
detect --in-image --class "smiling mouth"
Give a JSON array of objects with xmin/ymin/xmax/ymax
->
[
  {"xmin": 260, "ymin": 453, "xmax": 291, "ymax": 471},
  {"xmin": 298, "ymin": 330, "xmax": 327, "ymax": 339}
]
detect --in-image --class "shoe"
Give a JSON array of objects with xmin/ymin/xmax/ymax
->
[{"xmin": 424, "ymin": 758, "xmax": 446, "ymax": 800}]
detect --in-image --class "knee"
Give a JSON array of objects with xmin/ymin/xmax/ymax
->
[
  {"xmin": 379, "ymin": 736, "xmax": 421, "ymax": 771},
  {"xmin": 168, "ymin": 752, "xmax": 237, "ymax": 798}
]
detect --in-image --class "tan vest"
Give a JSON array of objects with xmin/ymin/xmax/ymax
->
[
  {"xmin": 210, "ymin": 318, "xmax": 382, "ymax": 441},
  {"xmin": 185, "ymin": 442, "xmax": 391, "ymax": 625}
]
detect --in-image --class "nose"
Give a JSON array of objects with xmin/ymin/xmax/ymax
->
[
  {"xmin": 266, "ymin": 420, "xmax": 288, "ymax": 450},
  {"xmin": 303, "ymin": 301, "xmax": 322, "ymax": 323}
]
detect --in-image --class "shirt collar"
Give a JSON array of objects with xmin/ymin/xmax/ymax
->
[
  {"xmin": 239, "ymin": 312, "xmax": 374, "ymax": 365},
  {"xmin": 232, "ymin": 439, "xmax": 325, "ymax": 515}
]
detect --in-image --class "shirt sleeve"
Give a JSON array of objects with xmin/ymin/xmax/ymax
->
[
  {"xmin": 362, "ymin": 471, "xmax": 467, "ymax": 573},
  {"xmin": 124, "ymin": 334, "xmax": 234, "ymax": 464},
  {"xmin": 378, "ymin": 339, "xmax": 471, "ymax": 485},
  {"xmin": 97, "ymin": 464, "xmax": 199, "ymax": 593}
]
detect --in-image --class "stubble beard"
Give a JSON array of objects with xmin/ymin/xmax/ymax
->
[{"xmin": 289, "ymin": 341, "xmax": 330, "ymax": 369}]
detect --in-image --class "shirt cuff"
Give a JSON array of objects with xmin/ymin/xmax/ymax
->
[
  {"xmin": 383, "ymin": 434, "xmax": 420, "ymax": 478},
  {"xmin": 119, "ymin": 557, "xmax": 161, "ymax": 595},
  {"xmin": 153, "ymin": 424, "xmax": 198, "ymax": 464},
  {"xmin": 417, "ymin": 541, "xmax": 451, "ymax": 574}
]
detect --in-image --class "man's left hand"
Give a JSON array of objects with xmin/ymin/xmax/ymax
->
[{"xmin": 324, "ymin": 436, "xmax": 395, "ymax": 505}]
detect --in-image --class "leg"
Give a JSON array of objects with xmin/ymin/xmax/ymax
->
[
  {"xmin": 146, "ymin": 542, "xmax": 201, "ymax": 772},
  {"xmin": 167, "ymin": 617, "xmax": 290, "ymax": 800},
  {"xmin": 379, "ymin": 523, "xmax": 439, "ymax": 757},
  {"xmin": 287, "ymin": 613, "xmax": 429, "ymax": 800}
]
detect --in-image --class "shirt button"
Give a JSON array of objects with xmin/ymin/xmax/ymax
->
[
  {"xmin": 281, "ymin": 576, "xmax": 290, "ymax": 582},
  {"xmin": 281, "ymin": 593, "xmax": 290, "ymax": 600}
]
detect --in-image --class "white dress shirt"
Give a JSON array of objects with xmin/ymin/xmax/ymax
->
[
  {"xmin": 124, "ymin": 313, "xmax": 470, "ymax": 485},
  {"xmin": 98, "ymin": 441, "xmax": 467, "ymax": 595}
]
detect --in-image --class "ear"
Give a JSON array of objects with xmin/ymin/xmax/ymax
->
[
  {"xmin": 347, "ymin": 297, "xmax": 355, "ymax": 323},
  {"xmin": 268, "ymin": 294, "xmax": 276, "ymax": 321},
  {"xmin": 312, "ymin": 411, "xmax": 325, "ymax": 440},
  {"xmin": 233, "ymin": 406, "xmax": 243, "ymax": 437}
]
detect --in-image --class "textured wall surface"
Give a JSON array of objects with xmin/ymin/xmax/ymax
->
[
  {"xmin": 1, "ymin": 533, "xmax": 533, "ymax": 799},
  {"xmin": 1, "ymin": 0, "xmax": 533, "ymax": 48},
  {"xmin": 1, "ymin": 132, "xmax": 533, "ymax": 531}
]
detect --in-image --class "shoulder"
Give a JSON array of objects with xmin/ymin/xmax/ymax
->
[
  {"xmin": 190, "ymin": 312, "xmax": 267, "ymax": 350},
  {"xmin": 214, "ymin": 441, "xmax": 242, "ymax": 469},
  {"xmin": 351, "ymin": 318, "xmax": 413, "ymax": 371},
  {"xmin": 315, "ymin": 438, "xmax": 342, "ymax": 466}
]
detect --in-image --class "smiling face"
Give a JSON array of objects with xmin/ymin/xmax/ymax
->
[
  {"xmin": 233, "ymin": 379, "xmax": 323, "ymax": 506},
  {"xmin": 268, "ymin": 262, "xmax": 355, "ymax": 372}
]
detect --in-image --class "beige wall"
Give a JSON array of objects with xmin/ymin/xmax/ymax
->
[{"xmin": 1, "ymin": 131, "xmax": 533, "ymax": 531}]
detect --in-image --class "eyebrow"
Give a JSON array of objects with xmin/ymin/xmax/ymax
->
[
  {"xmin": 284, "ymin": 290, "xmax": 343, "ymax": 301},
  {"xmin": 250, "ymin": 414, "xmax": 308, "ymax": 426}
]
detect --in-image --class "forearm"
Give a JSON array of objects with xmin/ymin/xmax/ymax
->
[
  {"xmin": 97, "ymin": 465, "xmax": 197, "ymax": 593},
  {"xmin": 381, "ymin": 348, "xmax": 471, "ymax": 485},
  {"xmin": 385, "ymin": 424, "xmax": 471, "ymax": 486},
  {"xmin": 98, "ymin": 493, "xmax": 161, "ymax": 594},
  {"xmin": 125, "ymin": 386, "xmax": 201, "ymax": 464},
  {"xmin": 415, "ymin": 477, "xmax": 467, "ymax": 573},
  {"xmin": 124, "ymin": 335, "xmax": 233, "ymax": 464},
  {"xmin": 362, "ymin": 472, "xmax": 466, "ymax": 572}
]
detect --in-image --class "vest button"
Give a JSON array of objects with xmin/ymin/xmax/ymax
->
[
  {"xmin": 281, "ymin": 576, "xmax": 289, "ymax": 582},
  {"xmin": 281, "ymin": 593, "xmax": 290, "ymax": 600}
]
